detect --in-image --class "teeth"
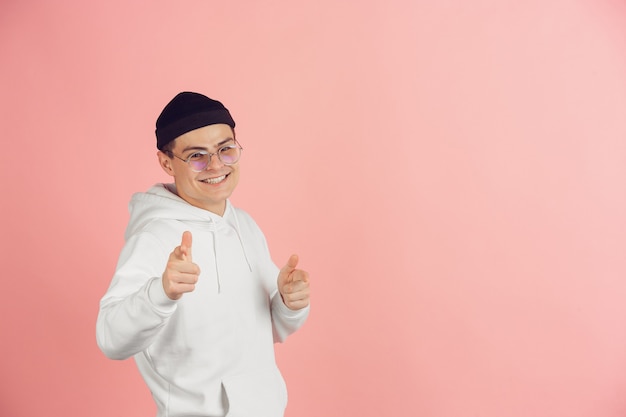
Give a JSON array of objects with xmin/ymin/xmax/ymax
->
[{"xmin": 202, "ymin": 175, "xmax": 226, "ymax": 184}]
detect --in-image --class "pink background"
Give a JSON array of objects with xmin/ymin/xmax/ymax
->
[{"xmin": 1, "ymin": 1, "xmax": 626, "ymax": 416}]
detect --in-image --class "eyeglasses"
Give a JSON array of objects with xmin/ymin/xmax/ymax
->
[{"xmin": 169, "ymin": 141, "xmax": 243, "ymax": 172}]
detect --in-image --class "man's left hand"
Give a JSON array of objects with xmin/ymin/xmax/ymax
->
[{"xmin": 277, "ymin": 254, "xmax": 310, "ymax": 310}]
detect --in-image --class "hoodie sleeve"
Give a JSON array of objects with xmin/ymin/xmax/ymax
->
[
  {"xmin": 270, "ymin": 290, "xmax": 310, "ymax": 343},
  {"xmin": 241, "ymin": 213, "xmax": 310, "ymax": 343},
  {"xmin": 96, "ymin": 232, "xmax": 177, "ymax": 360}
]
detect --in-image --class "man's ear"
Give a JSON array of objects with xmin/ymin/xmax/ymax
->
[{"xmin": 157, "ymin": 150, "xmax": 175, "ymax": 176}]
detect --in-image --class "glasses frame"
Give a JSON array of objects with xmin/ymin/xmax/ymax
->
[{"xmin": 168, "ymin": 140, "xmax": 243, "ymax": 172}]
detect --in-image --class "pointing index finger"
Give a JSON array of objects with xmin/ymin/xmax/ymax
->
[{"xmin": 180, "ymin": 231, "xmax": 193, "ymax": 261}]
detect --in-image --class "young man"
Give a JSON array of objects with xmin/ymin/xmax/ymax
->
[{"xmin": 96, "ymin": 92, "xmax": 310, "ymax": 417}]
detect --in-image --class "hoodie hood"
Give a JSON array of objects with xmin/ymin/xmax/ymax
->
[
  {"xmin": 125, "ymin": 183, "xmax": 230, "ymax": 240},
  {"xmin": 125, "ymin": 184, "xmax": 252, "ymax": 287}
]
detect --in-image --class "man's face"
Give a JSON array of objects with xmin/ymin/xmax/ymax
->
[{"xmin": 157, "ymin": 123, "xmax": 240, "ymax": 216}]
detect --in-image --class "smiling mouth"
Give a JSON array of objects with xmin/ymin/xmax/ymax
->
[{"xmin": 200, "ymin": 174, "xmax": 228, "ymax": 184}]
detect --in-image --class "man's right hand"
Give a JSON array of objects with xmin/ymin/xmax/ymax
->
[{"xmin": 162, "ymin": 231, "xmax": 200, "ymax": 300}]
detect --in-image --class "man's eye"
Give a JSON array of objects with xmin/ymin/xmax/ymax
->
[{"xmin": 188, "ymin": 152, "xmax": 206, "ymax": 160}]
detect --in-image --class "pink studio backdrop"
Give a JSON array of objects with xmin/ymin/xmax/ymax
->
[{"xmin": 1, "ymin": 1, "xmax": 626, "ymax": 416}]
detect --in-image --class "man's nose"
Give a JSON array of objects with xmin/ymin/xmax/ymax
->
[{"xmin": 206, "ymin": 152, "xmax": 224, "ymax": 169}]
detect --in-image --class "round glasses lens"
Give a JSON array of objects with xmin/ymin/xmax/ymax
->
[
  {"xmin": 219, "ymin": 146, "xmax": 241, "ymax": 165},
  {"xmin": 188, "ymin": 153, "xmax": 209, "ymax": 172}
]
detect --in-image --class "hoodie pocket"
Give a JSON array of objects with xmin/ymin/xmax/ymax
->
[{"xmin": 222, "ymin": 368, "xmax": 288, "ymax": 417}]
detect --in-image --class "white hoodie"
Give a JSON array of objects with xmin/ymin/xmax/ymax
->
[{"xmin": 96, "ymin": 184, "xmax": 308, "ymax": 417}]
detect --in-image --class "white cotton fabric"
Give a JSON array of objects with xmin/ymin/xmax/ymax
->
[{"xmin": 96, "ymin": 184, "xmax": 308, "ymax": 417}]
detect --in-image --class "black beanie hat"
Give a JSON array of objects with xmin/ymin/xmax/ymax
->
[{"xmin": 155, "ymin": 92, "xmax": 236, "ymax": 150}]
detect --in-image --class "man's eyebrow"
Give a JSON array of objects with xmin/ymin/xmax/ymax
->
[{"xmin": 181, "ymin": 138, "xmax": 235, "ymax": 154}]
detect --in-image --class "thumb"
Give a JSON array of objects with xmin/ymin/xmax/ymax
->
[
  {"xmin": 177, "ymin": 231, "xmax": 193, "ymax": 261},
  {"xmin": 279, "ymin": 254, "xmax": 299, "ymax": 282},
  {"xmin": 284, "ymin": 254, "xmax": 299, "ymax": 271}
]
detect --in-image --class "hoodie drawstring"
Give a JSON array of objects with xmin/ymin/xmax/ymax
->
[{"xmin": 211, "ymin": 228, "xmax": 222, "ymax": 293}]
